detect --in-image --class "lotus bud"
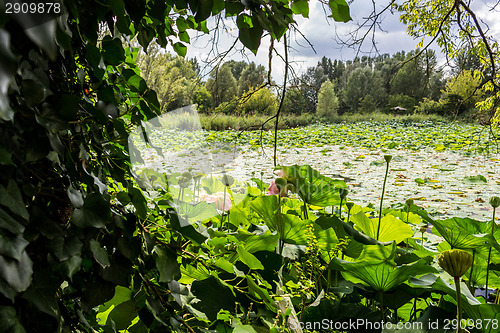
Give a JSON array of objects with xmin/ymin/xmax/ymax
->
[
  {"xmin": 384, "ymin": 155, "xmax": 392, "ymax": 163},
  {"xmin": 275, "ymin": 178, "xmax": 287, "ymax": 190},
  {"xmin": 339, "ymin": 188, "xmax": 348, "ymax": 199},
  {"xmin": 437, "ymin": 249, "xmax": 473, "ymax": 278},
  {"xmin": 490, "ymin": 196, "xmax": 500, "ymax": 208},
  {"xmin": 222, "ymin": 174, "xmax": 234, "ymax": 186},
  {"xmin": 280, "ymin": 183, "xmax": 296, "ymax": 197}
]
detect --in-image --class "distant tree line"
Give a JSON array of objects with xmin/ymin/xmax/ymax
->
[{"xmin": 138, "ymin": 45, "xmax": 487, "ymax": 121}]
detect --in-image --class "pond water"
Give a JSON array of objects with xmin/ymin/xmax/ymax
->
[{"xmin": 135, "ymin": 140, "xmax": 500, "ymax": 221}]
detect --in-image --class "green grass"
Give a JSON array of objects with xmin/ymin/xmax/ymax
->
[
  {"xmin": 199, "ymin": 113, "xmax": 318, "ymax": 131},
  {"xmin": 334, "ymin": 111, "xmax": 446, "ymax": 123},
  {"xmin": 198, "ymin": 111, "xmax": 450, "ymax": 131}
]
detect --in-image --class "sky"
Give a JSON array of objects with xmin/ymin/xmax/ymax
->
[{"xmin": 180, "ymin": 0, "xmax": 500, "ymax": 82}]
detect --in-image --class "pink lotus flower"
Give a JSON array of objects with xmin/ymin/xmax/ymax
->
[
  {"xmin": 201, "ymin": 192, "xmax": 232, "ymax": 211},
  {"xmin": 274, "ymin": 169, "xmax": 287, "ymax": 178},
  {"xmin": 268, "ymin": 180, "xmax": 280, "ymax": 195}
]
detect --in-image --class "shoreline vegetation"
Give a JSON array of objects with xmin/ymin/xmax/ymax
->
[{"xmin": 199, "ymin": 112, "xmax": 473, "ymax": 131}]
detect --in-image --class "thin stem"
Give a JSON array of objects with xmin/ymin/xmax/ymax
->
[
  {"xmin": 339, "ymin": 197, "xmax": 343, "ymax": 218},
  {"xmin": 486, "ymin": 207, "xmax": 497, "ymax": 302},
  {"xmin": 379, "ymin": 292, "xmax": 384, "ymax": 320},
  {"xmin": 454, "ymin": 277, "xmax": 463, "ymax": 333},
  {"xmin": 377, "ymin": 161, "xmax": 390, "ymax": 240},
  {"xmin": 468, "ymin": 250, "xmax": 475, "ymax": 289},
  {"xmin": 273, "ymin": 34, "xmax": 288, "ymax": 167}
]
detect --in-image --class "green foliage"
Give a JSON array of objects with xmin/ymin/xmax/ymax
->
[
  {"xmin": 237, "ymin": 62, "xmax": 266, "ymax": 95},
  {"xmin": 0, "ymin": 0, "xmax": 355, "ymax": 331},
  {"xmin": 138, "ymin": 46, "xmax": 200, "ymax": 112},
  {"xmin": 388, "ymin": 93, "xmax": 416, "ymax": 112},
  {"xmin": 238, "ymin": 87, "xmax": 278, "ymax": 115},
  {"xmin": 441, "ymin": 70, "xmax": 484, "ymax": 115},
  {"xmin": 193, "ymin": 85, "xmax": 212, "ymax": 111},
  {"xmin": 3, "ymin": 0, "xmax": 500, "ymax": 332},
  {"xmin": 342, "ymin": 67, "xmax": 386, "ymax": 111},
  {"xmin": 206, "ymin": 64, "xmax": 238, "ymax": 106},
  {"xmin": 316, "ymin": 79, "xmax": 339, "ymax": 120}
]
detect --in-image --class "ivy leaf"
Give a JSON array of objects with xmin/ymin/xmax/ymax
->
[
  {"xmin": 23, "ymin": 21, "xmax": 57, "ymax": 60},
  {"xmin": 238, "ymin": 26, "xmax": 263, "ymax": 54},
  {"xmin": 47, "ymin": 235, "xmax": 82, "ymax": 261},
  {"xmin": 0, "ymin": 306, "xmax": 25, "ymax": 333},
  {"xmin": 71, "ymin": 192, "xmax": 111, "ymax": 228},
  {"xmin": 0, "ymin": 208, "xmax": 25, "ymax": 234},
  {"xmin": 0, "ymin": 252, "xmax": 33, "ymax": 300},
  {"xmin": 0, "ymin": 231, "xmax": 29, "ymax": 262},
  {"xmin": 191, "ymin": 0, "xmax": 214, "ymax": 22},
  {"xmin": 328, "ymin": 0, "xmax": 352, "ymax": 22},
  {"xmin": 101, "ymin": 37, "xmax": 125, "ymax": 66},
  {"xmin": 21, "ymin": 271, "xmax": 60, "ymax": 318},
  {"xmin": 291, "ymin": 0, "xmax": 309, "ymax": 18},
  {"xmin": 128, "ymin": 187, "xmax": 148, "ymax": 219},
  {"xmin": 173, "ymin": 42, "xmax": 187, "ymax": 57},
  {"xmin": 0, "ymin": 180, "xmax": 29, "ymax": 221},
  {"xmin": 89, "ymin": 239, "xmax": 110, "ymax": 268},
  {"xmin": 225, "ymin": 1, "xmax": 244, "ymax": 16},
  {"xmin": 0, "ymin": 30, "xmax": 17, "ymax": 121}
]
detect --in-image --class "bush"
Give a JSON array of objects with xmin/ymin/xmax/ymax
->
[
  {"xmin": 238, "ymin": 87, "xmax": 278, "ymax": 115},
  {"xmin": 387, "ymin": 94, "xmax": 416, "ymax": 113},
  {"xmin": 415, "ymin": 98, "xmax": 446, "ymax": 115}
]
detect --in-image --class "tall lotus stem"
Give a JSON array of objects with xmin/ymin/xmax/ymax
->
[
  {"xmin": 438, "ymin": 249, "xmax": 473, "ymax": 333},
  {"xmin": 339, "ymin": 188, "xmax": 348, "ymax": 219},
  {"xmin": 468, "ymin": 250, "xmax": 475, "ymax": 290},
  {"xmin": 220, "ymin": 174, "xmax": 234, "ymax": 230},
  {"xmin": 377, "ymin": 155, "xmax": 392, "ymax": 240},
  {"xmin": 486, "ymin": 196, "xmax": 500, "ymax": 302},
  {"xmin": 346, "ymin": 202, "xmax": 354, "ymax": 223},
  {"xmin": 454, "ymin": 277, "xmax": 464, "ymax": 333},
  {"xmin": 419, "ymin": 226, "xmax": 426, "ymax": 251}
]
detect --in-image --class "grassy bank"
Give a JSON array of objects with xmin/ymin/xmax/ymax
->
[{"xmin": 199, "ymin": 111, "xmax": 449, "ymax": 131}]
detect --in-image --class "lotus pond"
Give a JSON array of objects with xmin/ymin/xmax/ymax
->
[{"xmin": 120, "ymin": 120, "xmax": 500, "ymax": 333}]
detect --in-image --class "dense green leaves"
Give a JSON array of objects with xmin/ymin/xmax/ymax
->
[
  {"xmin": 337, "ymin": 259, "xmax": 437, "ymax": 292},
  {"xmin": 351, "ymin": 206, "xmax": 413, "ymax": 243}
]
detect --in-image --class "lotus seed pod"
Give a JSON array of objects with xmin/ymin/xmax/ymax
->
[
  {"xmin": 419, "ymin": 226, "xmax": 427, "ymax": 233},
  {"xmin": 181, "ymin": 171, "xmax": 193, "ymax": 181},
  {"xmin": 178, "ymin": 176, "xmax": 190, "ymax": 188},
  {"xmin": 275, "ymin": 178, "xmax": 287, "ymax": 190},
  {"xmin": 346, "ymin": 202, "xmax": 354, "ymax": 211},
  {"xmin": 222, "ymin": 174, "xmax": 234, "ymax": 186},
  {"xmin": 339, "ymin": 188, "xmax": 348, "ymax": 199},
  {"xmin": 490, "ymin": 196, "xmax": 500, "ymax": 208},
  {"xmin": 437, "ymin": 249, "xmax": 473, "ymax": 278},
  {"xmin": 384, "ymin": 155, "xmax": 392, "ymax": 163},
  {"xmin": 405, "ymin": 198, "xmax": 414, "ymax": 206}
]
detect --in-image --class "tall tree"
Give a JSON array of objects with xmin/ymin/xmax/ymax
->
[
  {"xmin": 138, "ymin": 48, "xmax": 199, "ymax": 111},
  {"xmin": 342, "ymin": 67, "xmax": 386, "ymax": 111},
  {"xmin": 238, "ymin": 62, "xmax": 266, "ymax": 95},
  {"xmin": 206, "ymin": 63, "xmax": 238, "ymax": 107},
  {"xmin": 316, "ymin": 80, "xmax": 339, "ymax": 120}
]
